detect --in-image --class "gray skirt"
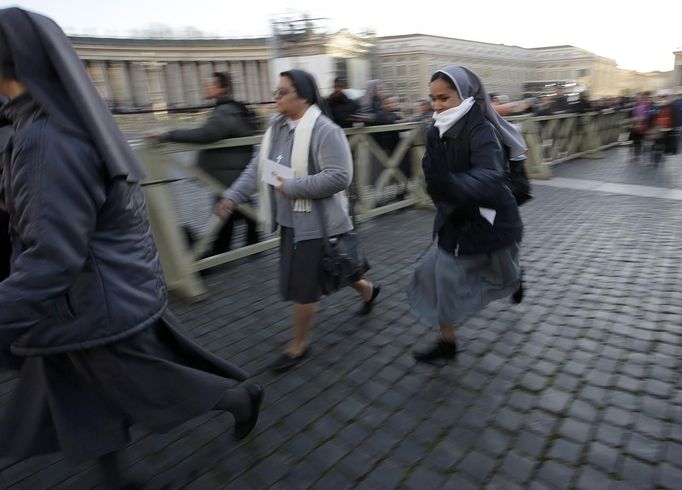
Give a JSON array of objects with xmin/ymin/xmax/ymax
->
[
  {"xmin": 408, "ymin": 242, "xmax": 521, "ymax": 326},
  {"xmin": 279, "ymin": 226, "xmax": 325, "ymax": 304}
]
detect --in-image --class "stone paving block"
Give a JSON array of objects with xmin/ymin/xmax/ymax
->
[
  {"xmin": 457, "ymin": 450, "xmax": 497, "ymax": 485},
  {"xmin": 663, "ymin": 442, "xmax": 682, "ymax": 469},
  {"xmin": 575, "ymin": 466, "xmax": 616, "ymax": 490},
  {"xmin": 629, "ymin": 430, "xmax": 664, "ymax": 463},
  {"xmin": 619, "ymin": 457, "xmax": 656, "ymax": 487},
  {"xmin": 357, "ymin": 460, "xmax": 405, "ymax": 489},
  {"xmin": 536, "ymin": 460, "xmax": 575, "ymax": 487},
  {"xmin": 443, "ymin": 472, "xmax": 478, "ymax": 490},
  {"xmin": 602, "ymin": 407, "xmax": 632, "ymax": 428},
  {"xmin": 594, "ymin": 422, "xmax": 626, "ymax": 448},
  {"xmin": 402, "ymin": 465, "xmax": 447, "ymax": 489},
  {"xmin": 657, "ymin": 462, "xmax": 682, "ymax": 490},
  {"xmin": 493, "ymin": 407, "xmax": 524, "ymax": 433},
  {"xmin": 579, "ymin": 385, "xmax": 608, "ymax": 407},
  {"xmin": 537, "ymin": 390, "xmax": 573, "ymax": 415},
  {"xmin": 549, "ymin": 439, "xmax": 583, "ymax": 466},
  {"xmin": 559, "ymin": 419, "xmax": 593, "ymax": 444},
  {"xmin": 520, "ymin": 371, "xmax": 548, "ymax": 392},
  {"xmin": 312, "ymin": 470, "xmax": 355, "ymax": 490},
  {"xmin": 335, "ymin": 451, "xmax": 376, "ymax": 480},
  {"xmin": 280, "ymin": 461, "xmax": 325, "ymax": 489},
  {"xmin": 515, "ymin": 431, "xmax": 547, "ymax": 459},
  {"xmin": 500, "ymin": 450, "xmax": 537, "ymax": 484},
  {"xmin": 587, "ymin": 441, "xmax": 621, "ymax": 474}
]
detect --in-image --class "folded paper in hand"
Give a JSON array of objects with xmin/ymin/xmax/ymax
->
[{"xmin": 262, "ymin": 158, "xmax": 295, "ymax": 186}]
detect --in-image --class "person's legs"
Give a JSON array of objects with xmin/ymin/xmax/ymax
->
[
  {"xmin": 210, "ymin": 215, "xmax": 236, "ymax": 255},
  {"xmin": 289, "ymin": 302, "xmax": 319, "ymax": 356},
  {"xmin": 270, "ymin": 302, "xmax": 318, "ymax": 373},
  {"xmin": 238, "ymin": 211, "xmax": 259, "ymax": 246},
  {"xmin": 350, "ymin": 279, "xmax": 373, "ymax": 302},
  {"xmin": 351, "ymin": 278, "xmax": 382, "ymax": 315},
  {"xmin": 214, "ymin": 382, "xmax": 264, "ymax": 440}
]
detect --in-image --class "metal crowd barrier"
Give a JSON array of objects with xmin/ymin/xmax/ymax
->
[{"xmin": 133, "ymin": 111, "xmax": 629, "ymax": 300}]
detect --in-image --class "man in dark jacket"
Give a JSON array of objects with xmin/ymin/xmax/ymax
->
[
  {"xmin": 326, "ymin": 77, "xmax": 359, "ymax": 128},
  {"xmin": 151, "ymin": 72, "xmax": 260, "ymax": 255}
]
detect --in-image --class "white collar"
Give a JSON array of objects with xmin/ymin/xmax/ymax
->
[{"xmin": 432, "ymin": 97, "xmax": 475, "ymax": 137}]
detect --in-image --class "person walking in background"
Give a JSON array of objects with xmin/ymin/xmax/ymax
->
[
  {"xmin": 0, "ymin": 8, "xmax": 262, "ymax": 486},
  {"xmin": 327, "ymin": 77, "xmax": 359, "ymax": 129},
  {"xmin": 216, "ymin": 69, "xmax": 381, "ymax": 373},
  {"xmin": 357, "ymin": 79, "xmax": 385, "ymax": 123},
  {"xmin": 147, "ymin": 71, "xmax": 260, "ymax": 255},
  {"xmin": 408, "ymin": 65, "xmax": 525, "ymax": 365},
  {"xmin": 629, "ymin": 92, "xmax": 652, "ymax": 162}
]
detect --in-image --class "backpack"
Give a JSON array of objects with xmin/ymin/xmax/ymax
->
[
  {"xmin": 230, "ymin": 101, "xmax": 260, "ymax": 133},
  {"xmin": 493, "ymin": 128, "xmax": 533, "ymax": 206},
  {"xmin": 509, "ymin": 157, "xmax": 533, "ymax": 206}
]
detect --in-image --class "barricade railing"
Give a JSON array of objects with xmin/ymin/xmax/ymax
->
[{"xmin": 133, "ymin": 111, "xmax": 628, "ymax": 299}]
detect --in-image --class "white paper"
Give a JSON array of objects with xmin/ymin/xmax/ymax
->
[
  {"xmin": 479, "ymin": 207, "xmax": 496, "ymax": 225},
  {"xmin": 261, "ymin": 158, "xmax": 295, "ymax": 186}
]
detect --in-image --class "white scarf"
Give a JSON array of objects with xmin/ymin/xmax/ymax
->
[
  {"xmin": 257, "ymin": 104, "xmax": 322, "ymax": 231},
  {"xmin": 432, "ymin": 96, "xmax": 475, "ymax": 137}
]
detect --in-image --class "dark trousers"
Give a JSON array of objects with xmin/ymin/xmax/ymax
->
[
  {"xmin": 210, "ymin": 210, "xmax": 259, "ymax": 256},
  {"xmin": 0, "ymin": 210, "xmax": 10, "ymax": 281}
]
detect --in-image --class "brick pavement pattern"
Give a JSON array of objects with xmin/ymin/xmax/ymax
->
[{"xmin": 1, "ymin": 146, "xmax": 681, "ymax": 489}]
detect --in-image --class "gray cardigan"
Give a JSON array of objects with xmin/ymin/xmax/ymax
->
[{"xmin": 223, "ymin": 113, "xmax": 354, "ymax": 242}]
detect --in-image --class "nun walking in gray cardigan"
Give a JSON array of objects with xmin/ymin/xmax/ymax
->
[{"xmin": 217, "ymin": 70, "xmax": 381, "ymax": 373}]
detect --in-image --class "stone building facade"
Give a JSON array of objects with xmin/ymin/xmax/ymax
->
[{"xmin": 69, "ymin": 34, "xmax": 677, "ymax": 111}]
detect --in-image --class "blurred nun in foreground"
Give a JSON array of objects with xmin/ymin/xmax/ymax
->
[{"xmin": 0, "ymin": 8, "xmax": 262, "ymax": 484}]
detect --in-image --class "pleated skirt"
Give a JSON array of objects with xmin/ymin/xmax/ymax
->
[{"xmin": 408, "ymin": 242, "xmax": 521, "ymax": 326}]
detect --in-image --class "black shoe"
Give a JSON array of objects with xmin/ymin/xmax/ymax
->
[
  {"xmin": 357, "ymin": 283, "xmax": 381, "ymax": 316},
  {"xmin": 234, "ymin": 383, "xmax": 264, "ymax": 441},
  {"xmin": 413, "ymin": 339, "xmax": 457, "ymax": 365},
  {"xmin": 269, "ymin": 349, "xmax": 309, "ymax": 373}
]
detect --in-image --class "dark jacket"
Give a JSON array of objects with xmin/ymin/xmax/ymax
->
[
  {"xmin": 423, "ymin": 104, "xmax": 523, "ymax": 255},
  {"xmin": 672, "ymin": 97, "xmax": 682, "ymax": 129},
  {"xmin": 165, "ymin": 96, "xmax": 257, "ymax": 187},
  {"xmin": 327, "ymin": 91, "xmax": 359, "ymax": 128},
  {"xmin": 0, "ymin": 94, "xmax": 167, "ymax": 358},
  {"xmin": 0, "ymin": 124, "xmax": 10, "ymax": 282}
]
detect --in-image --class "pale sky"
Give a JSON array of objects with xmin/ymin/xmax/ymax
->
[{"xmin": 2, "ymin": 0, "xmax": 680, "ymax": 73}]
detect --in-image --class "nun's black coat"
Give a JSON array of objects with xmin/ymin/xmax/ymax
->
[{"xmin": 0, "ymin": 8, "xmax": 250, "ymax": 465}]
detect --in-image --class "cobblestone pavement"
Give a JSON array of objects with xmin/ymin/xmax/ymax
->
[{"xmin": 1, "ymin": 146, "xmax": 681, "ymax": 489}]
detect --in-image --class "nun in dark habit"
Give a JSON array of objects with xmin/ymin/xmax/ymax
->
[{"xmin": 0, "ymin": 7, "xmax": 263, "ymax": 483}]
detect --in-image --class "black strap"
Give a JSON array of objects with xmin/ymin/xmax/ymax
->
[{"xmin": 306, "ymin": 140, "xmax": 355, "ymax": 250}]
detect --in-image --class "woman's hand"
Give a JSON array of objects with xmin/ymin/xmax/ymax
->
[{"xmin": 275, "ymin": 176, "xmax": 288, "ymax": 196}]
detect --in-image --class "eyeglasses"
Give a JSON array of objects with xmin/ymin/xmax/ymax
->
[{"xmin": 273, "ymin": 88, "xmax": 295, "ymax": 99}]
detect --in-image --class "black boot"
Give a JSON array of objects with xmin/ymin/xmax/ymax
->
[
  {"xmin": 413, "ymin": 339, "xmax": 457, "ymax": 365},
  {"xmin": 512, "ymin": 267, "xmax": 524, "ymax": 304}
]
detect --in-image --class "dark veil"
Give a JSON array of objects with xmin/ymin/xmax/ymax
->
[
  {"xmin": 0, "ymin": 7, "xmax": 145, "ymax": 181},
  {"xmin": 280, "ymin": 69, "xmax": 332, "ymax": 119}
]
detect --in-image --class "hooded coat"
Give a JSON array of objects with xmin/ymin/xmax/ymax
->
[
  {"xmin": 424, "ymin": 66, "xmax": 524, "ymax": 255},
  {"xmin": 0, "ymin": 8, "xmax": 167, "ymax": 359}
]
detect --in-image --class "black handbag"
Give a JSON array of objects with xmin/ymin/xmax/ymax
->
[
  {"xmin": 308, "ymin": 153, "xmax": 370, "ymax": 295},
  {"xmin": 318, "ymin": 228, "xmax": 370, "ymax": 295}
]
